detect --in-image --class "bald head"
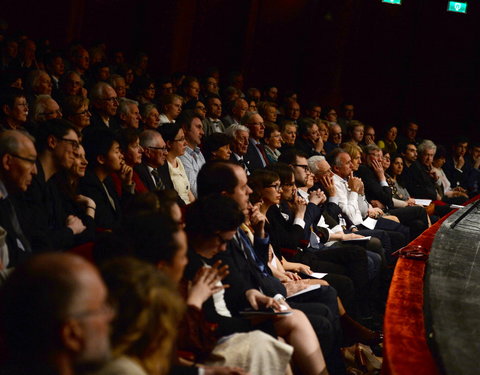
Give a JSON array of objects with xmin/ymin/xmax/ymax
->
[{"xmin": 0, "ymin": 253, "xmax": 112, "ymax": 368}]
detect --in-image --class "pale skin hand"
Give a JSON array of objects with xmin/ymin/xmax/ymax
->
[
  {"xmin": 248, "ymin": 204, "xmax": 266, "ymax": 238},
  {"xmin": 313, "ymin": 137, "xmax": 324, "ymax": 153},
  {"xmin": 319, "ymin": 174, "xmax": 336, "ymax": 196},
  {"xmin": 455, "ymin": 155, "xmax": 465, "ymax": 170},
  {"xmin": 66, "ymin": 215, "xmax": 86, "ymax": 234},
  {"xmin": 75, "ymin": 194, "xmax": 96, "ymax": 217},
  {"xmin": 347, "ymin": 173, "xmax": 363, "ymax": 193},
  {"xmin": 118, "ymin": 163, "xmax": 134, "ymax": 186},
  {"xmin": 187, "ymin": 262, "xmax": 230, "ymax": 309},
  {"xmin": 308, "ymin": 189, "xmax": 326, "ymax": 205},
  {"xmin": 367, "ymin": 207, "xmax": 384, "ymax": 218},
  {"xmin": 371, "ymin": 158, "xmax": 386, "ymax": 181},
  {"xmin": 291, "ymin": 195, "xmax": 307, "ymax": 219},
  {"xmin": 245, "ymin": 289, "xmax": 283, "ymax": 311},
  {"xmin": 406, "ymin": 197, "xmax": 416, "ymax": 206},
  {"xmin": 283, "ymin": 259, "xmax": 313, "ymax": 275}
]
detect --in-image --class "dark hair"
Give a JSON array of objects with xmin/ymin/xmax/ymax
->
[
  {"xmin": 278, "ymin": 149, "xmax": 308, "ymax": 165},
  {"xmin": 434, "ymin": 144, "xmax": 447, "ymax": 160},
  {"xmin": 197, "ymin": 160, "xmax": 239, "ymax": 197},
  {"xmin": 297, "ymin": 118, "xmax": 317, "ymax": 137},
  {"xmin": 185, "ymin": 195, "xmax": 244, "ymax": 238},
  {"xmin": 35, "ymin": 119, "xmax": 77, "ymax": 153},
  {"xmin": 0, "ymin": 87, "xmax": 26, "ymax": 116},
  {"xmin": 82, "ymin": 127, "xmax": 118, "ymax": 165},
  {"xmin": 116, "ymin": 127, "xmax": 140, "ymax": 153},
  {"xmin": 158, "ymin": 123, "xmax": 182, "ymax": 143},
  {"xmin": 176, "ymin": 109, "xmax": 201, "ymax": 131},
  {"xmin": 202, "ymin": 133, "xmax": 232, "ymax": 161},
  {"xmin": 452, "ymin": 135, "xmax": 469, "ymax": 146},
  {"xmin": 248, "ymin": 169, "xmax": 280, "ymax": 204},
  {"xmin": 268, "ymin": 163, "xmax": 294, "ymax": 185},
  {"xmin": 398, "ymin": 141, "xmax": 417, "ymax": 154}
]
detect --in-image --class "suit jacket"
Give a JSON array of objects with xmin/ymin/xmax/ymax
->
[
  {"xmin": 134, "ymin": 162, "xmax": 174, "ymax": 192},
  {"xmin": 244, "ymin": 139, "xmax": 268, "ymax": 172},
  {"xmin": 78, "ymin": 170, "xmax": 122, "ymax": 230},
  {"xmin": 355, "ymin": 164, "xmax": 394, "ymax": 209},
  {"xmin": 404, "ymin": 161, "xmax": 438, "ymax": 200}
]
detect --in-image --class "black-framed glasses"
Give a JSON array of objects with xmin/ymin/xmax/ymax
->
[
  {"xmin": 216, "ymin": 233, "xmax": 229, "ymax": 245},
  {"xmin": 58, "ymin": 138, "xmax": 80, "ymax": 150},
  {"xmin": 10, "ymin": 154, "xmax": 36, "ymax": 165},
  {"xmin": 147, "ymin": 146, "xmax": 167, "ymax": 151},
  {"xmin": 265, "ymin": 184, "xmax": 282, "ymax": 191},
  {"xmin": 102, "ymin": 97, "xmax": 119, "ymax": 103},
  {"xmin": 292, "ymin": 164, "xmax": 310, "ymax": 172},
  {"xmin": 173, "ymin": 137, "xmax": 186, "ymax": 142}
]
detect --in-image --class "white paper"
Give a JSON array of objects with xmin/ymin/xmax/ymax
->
[
  {"xmin": 415, "ymin": 199, "xmax": 432, "ymax": 206},
  {"xmin": 361, "ymin": 217, "xmax": 378, "ymax": 230},
  {"xmin": 343, "ymin": 236, "xmax": 371, "ymax": 242},
  {"xmin": 450, "ymin": 204, "xmax": 464, "ymax": 209},
  {"xmin": 286, "ymin": 284, "xmax": 321, "ymax": 299},
  {"xmin": 309, "ymin": 272, "xmax": 328, "ymax": 279}
]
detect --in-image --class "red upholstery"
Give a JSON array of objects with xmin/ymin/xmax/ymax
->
[{"xmin": 382, "ymin": 195, "xmax": 480, "ymax": 374}]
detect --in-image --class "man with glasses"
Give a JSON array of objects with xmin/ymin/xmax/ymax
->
[
  {"xmin": 23, "ymin": 119, "xmax": 86, "ymax": 251},
  {"xmin": 0, "ymin": 253, "xmax": 113, "ymax": 374},
  {"xmin": 244, "ymin": 111, "xmax": 269, "ymax": 171},
  {"xmin": 89, "ymin": 82, "xmax": 119, "ymax": 129},
  {"xmin": 325, "ymin": 124, "xmax": 343, "ymax": 154},
  {"xmin": 136, "ymin": 129, "xmax": 175, "ymax": 192},
  {"xmin": 0, "ymin": 130, "xmax": 37, "ymax": 267}
]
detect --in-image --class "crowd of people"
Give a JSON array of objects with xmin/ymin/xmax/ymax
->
[{"xmin": 0, "ymin": 31, "xmax": 479, "ymax": 375}]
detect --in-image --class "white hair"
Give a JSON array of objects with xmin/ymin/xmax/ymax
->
[{"xmin": 308, "ymin": 155, "xmax": 326, "ymax": 175}]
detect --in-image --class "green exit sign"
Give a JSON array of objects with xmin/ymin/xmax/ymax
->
[
  {"xmin": 448, "ymin": 1, "xmax": 467, "ymax": 13},
  {"xmin": 382, "ymin": 0, "xmax": 402, "ymax": 4}
]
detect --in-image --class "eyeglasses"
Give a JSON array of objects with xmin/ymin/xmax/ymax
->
[
  {"xmin": 42, "ymin": 109, "xmax": 62, "ymax": 117},
  {"xmin": 102, "ymin": 97, "xmax": 119, "ymax": 103},
  {"xmin": 10, "ymin": 153, "xmax": 36, "ymax": 165},
  {"xmin": 58, "ymin": 138, "xmax": 80, "ymax": 150},
  {"xmin": 75, "ymin": 109, "xmax": 91, "ymax": 116},
  {"xmin": 265, "ymin": 184, "xmax": 282, "ymax": 191},
  {"xmin": 292, "ymin": 164, "xmax": 310, "ymax": 173},
  {"xmin": 173, "ymin": 137, "xmax": 186, "ymax": 142},
  {"xmin": 147, "ymin": 146, "xmax": 167, "ymax": 151},
  {"xmin": 196, "ymin": 106, "xmax": 206, "ymax": 111},
  {"xmin": 216, "ymin": 233, "xmax": 229, "ymax": 245}
]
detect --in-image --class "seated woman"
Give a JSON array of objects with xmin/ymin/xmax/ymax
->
[
  {"xmin": 159, "ymin": 123, "xmax": 195, "ymax": 205},
  {"xmin": 377, "ymin": 124, "xmax": 398, "ymax": 156},
  {"xmin": 202, "ymin": 132, "xmax": 232, "ymax": 162},
  {"xmin": 96, "ymin": 256, "xmax": 184, "ymax": 375},
  {"xmin": 139, "ymin": 103, "xmax": 160, "ymax": 130},
  {"xmin": 263, "ymin": 123, "xmax": 282, "ymax": 163},
  {"xmin": 62, "ymin": 95, "xmax": 91, "ymax": 133},
  {"xmin": 385, "ymin": 154, "xmax": 417, "ymax": 207},
  {"xmin": 112, "ymin": 128, "xmax": 148, "ymax": 195}
]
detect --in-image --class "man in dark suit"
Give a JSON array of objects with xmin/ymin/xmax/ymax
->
[
  {"xmin": 243, "ymin": 112, "xmax": 269, "ymax": 172},
  {"xmin": 136, "ymin": 129, "xmax": 174, "ymax": 192},
  {"xmin": 88, "ymin": 82, "xmax": 119, "ymax": 129},
  {"xmin": 0, "ymin": 130, "xmax": 37, "ymax": 267},
  {"xmin": 225, "ymin": 124, "xmax": 252, "ymax": 175}
]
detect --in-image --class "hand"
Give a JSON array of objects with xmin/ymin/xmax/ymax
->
[
  {"xmin": 370, "ymin": 199, "xmax": 385, "ymax": 209},
  {"xmin": 348, "ymin": 174, "xmax": 363, "ymax": 193},
  {"xmin": 319, "ymin": 174, "xmax": 336, "ymax": 196},
  {"xmin": 248, "ymin": 204, "xmax": 266, "ymax": 238},
  {"xmin": 406, "ymin": 197, "xmax": 416, "ymax": 206},
  {"xmin": 341, "ymin": 233, "xmax": 365, "ymax": 241},
  {"xmin": 367, "ymin": 207, "xmax": 383, "ymax": 218},
  {"xmin": 292, "ymin": 263, "xmax": 312, "ymax": 275},
  {"xmin": 313, "ymin": 137, "xmax": 324, "ymax": 153},
  {"xmin": 118, "ymin": 163, "xmax": 133, "ymax": 185},
  {"xmin": 187, "ymin": 262, "xmax": 229, "ymax": 309},
  {"xmin": 453, "ymin": 186, "xmax": 467, "ymax": 193},
  {"xmin": 245, "ymin": 289, "xmax": 282, "ymax": 311},
  {"xmin": 455, "ymin": 155, "xmax": 465, "ymax": 170},
  {"xmin": 292, "ymin": 195, "xmax": 307, "ymax": 218},
  {"xmin": 284, "ymin": 271, "xmax": 301, "ymax": 281},
  {"xmin": 371, "ymin": 158, "xmax": 386, "ymax": 180},
  {"xmin": 66, "ymin": 215, "xmax": 86, "ymax": 235},
  {"xmin": 308, "ymin": 189, "xmax": 326, "ymax": 205},
  {"xmin": 204, "ymin": 366, "xmax": 249, "ymax": 375}
]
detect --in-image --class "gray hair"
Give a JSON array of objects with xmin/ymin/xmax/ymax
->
[
  {"xmin": 140, "ymin": 103, "xmax": 157, "ymax": 119},
  {"xmin": 32, "ymin": 95, "xmax": 55, "ymax": 122},
  {"xmin": 89, "ymin": 82, "xmax": 113, "ymax": 101},
  {"xmin": 225, "ymin": 124, "xmax": 249, "ymax": 138},
  {"xmin": 240, "ymin": 111, "xmax": 259, "ymax": 125},
  {"xmin": 0, "ymin": 130, "xmax": 35, "ymax": 159},
  {"xmin": 417, "ymin": 139, "xmax": 436, "ymax": 155},
  {"xmin": 364, "ymin": 143, "xmax": 381, "ymax": 154},
  {"xmin": 139, "ymin": 129, "xmax": 162, "ymax": 148},
  {"xmin": 109, "ymin": 74, "xmax": 125, "ymax": 89},
  {"xmin": 308, "ymin": 155, "xmax": 326, "ymax": 175},
  {"xmin": 28, "ymin": 70, "xmax": 49, "ymax": 92},
  {"xmin": 118, "ymin": 98, "xmax": 139, "ymax": 116}
]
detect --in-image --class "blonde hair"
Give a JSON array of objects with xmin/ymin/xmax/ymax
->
[
  {"xmin": 341, "ymin": 142, "xmax": 362, "ymax": 159},
  {"xmin": 101, "ymin": 257, "xmax": 185, "ymax": 375}
]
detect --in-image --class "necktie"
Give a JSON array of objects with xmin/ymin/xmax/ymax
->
[
  {"xmin": 151, "ymin": 169, "xmax": 165, "ymax": 190},
  {"xmin": 256, "ymin": 143, "xmax": 270, "ymax": 167}
]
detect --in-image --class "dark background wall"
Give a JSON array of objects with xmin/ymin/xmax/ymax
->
[{"xmin": 3, "ymin": 0, "xmax": 480, "ymax": 143}]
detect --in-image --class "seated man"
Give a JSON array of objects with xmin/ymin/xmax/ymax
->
[
  {"xmin": 0, "ymin": 253, "xmax": 113, "ymax": 374},
  {"xmin": 295, "ymin": 118, "xmax": 324, "ymax": 157}
]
